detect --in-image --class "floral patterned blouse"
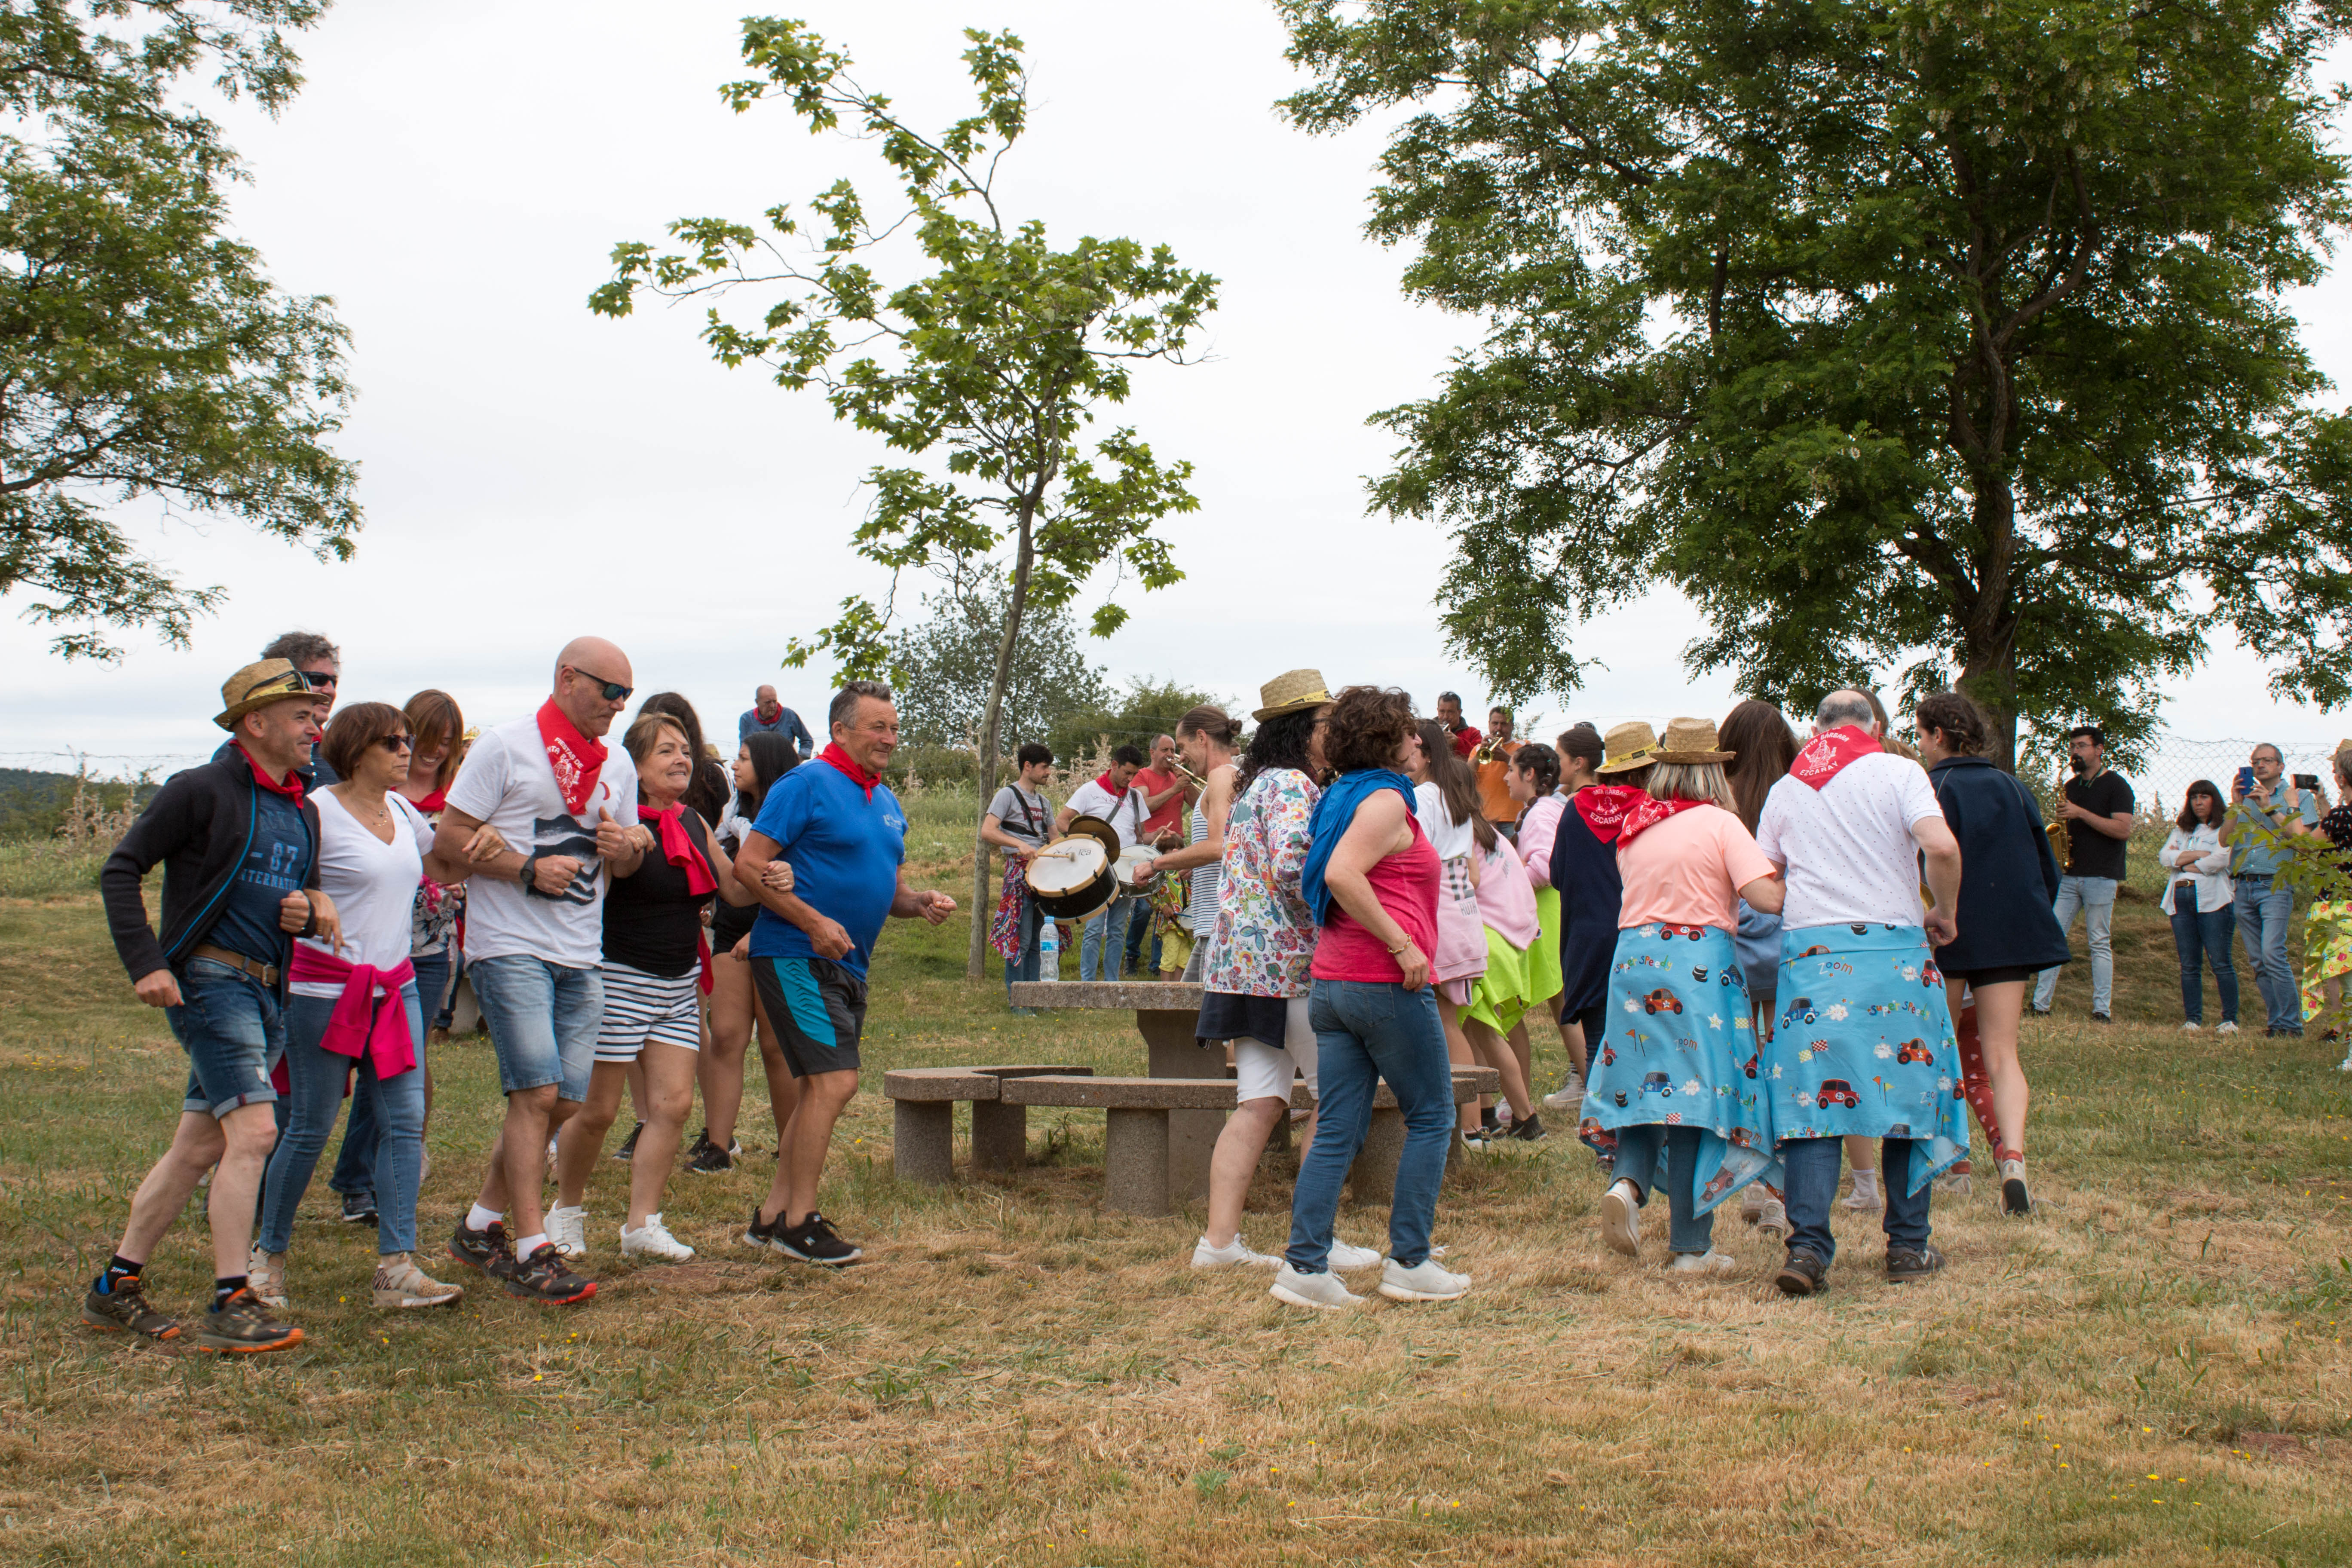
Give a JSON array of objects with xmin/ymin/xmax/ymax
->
[{"xmin": 1203, "ymin": 768, "xmax": 1321, "ymax": 998}]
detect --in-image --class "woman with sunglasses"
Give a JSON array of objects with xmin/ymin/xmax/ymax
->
[{"xmin": 254, "ymin": 702, "xmax": 506, "ymax": 1311}]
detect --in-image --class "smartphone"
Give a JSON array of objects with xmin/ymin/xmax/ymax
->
[
  {"xmin": 2294, "ymin": 773, "xmax": 2320, "ymax": 790},
  {"xmin": 2236, "ymin": 766, "xmax": 2256, "ymax": 795}
]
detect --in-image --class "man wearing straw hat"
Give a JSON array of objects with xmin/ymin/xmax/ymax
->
[{"xmin": 87, "ymin": 659, "xmax": 341, "ymax": 1354}]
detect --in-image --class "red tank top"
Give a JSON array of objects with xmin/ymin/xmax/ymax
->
[{"xmin": 1312, "ymin": 815, "xmax": 1442, "ymax": 983}]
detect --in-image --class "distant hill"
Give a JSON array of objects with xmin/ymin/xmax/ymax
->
[{"xmin": 0, "ymin": 768, "xmax": 158, "ymax": 840}]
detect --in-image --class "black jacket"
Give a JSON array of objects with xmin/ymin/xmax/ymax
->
[
  {"xmin": 1549, "ymin": 793, "xmax": 1625, "ymax": 1016},
  {"xmin": 1924, "ymin": 755, "xmax": 2072, "ymax": 975},
  {"xmin": 103, "ymin": 749, "xmax": 322, "ymax": 986}
]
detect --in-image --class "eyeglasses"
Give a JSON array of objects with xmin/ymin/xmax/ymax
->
[
  {"xmin": 375, "ymin": 733, "xmax": 416, "ymax": 753},
  {"xmin": 299, "ymin": 670, "xmax": 337, "ymax": 692},
  {"xmin": 565, "ymin": 665, "xmax": 632, "ymax": 702}
]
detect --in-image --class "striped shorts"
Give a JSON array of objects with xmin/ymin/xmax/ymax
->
[{"xmin": 594, "ymin": 962, "xmax": 701, "ymax": 1063}]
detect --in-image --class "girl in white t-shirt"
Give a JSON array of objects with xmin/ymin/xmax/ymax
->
[{"xmin": 1406, "ymin": 720, "xmax": 1494, "ymax": 1140}]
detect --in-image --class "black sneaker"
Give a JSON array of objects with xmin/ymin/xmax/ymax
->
[
  {"xmin": 684, "ymin": 1133, "xmax": 732, "ymax": 1175},
  {"xmin": 778, "ymin": 1212, "xmax": 863, "ymax": 1266},
  {"xmin": 2030, "ymin": 1007, "xmax": 2051, "ymax": 1018},
  {"xmin": 1774, "ymin": 1248, "xmax": 1829, "ymax": 1297},
  {"xmin": 491, "ymin": 1242, "xmax": 597, "ymax": 1305},
  {"xmin": 340, "ymin": 1191, "xmax": 379, "ymax": 1226},
  {"xmin": 1479, "ymin": 1106, "xmax": 1501, "ymax": 1133},
  {"xmin": 1885, "ymin": 1242, "xmax": 1947, "ymax": 1282},
  {"xmin": 745, "ymin": 1203, "xmax": 791, "ymax": 1251},
  {"xmin": 194, "ymin": 1286, "xmax": 303, "ymax": 1354},
  {"xmin": 2002, "ymin": 1177, "xmax": 2032, "ymax": 1215},
  {"xmin": 1508, "ymin": 1112, "xmax": 1548, "ymax": 1142},
  {"xmin": 447, "ymin": 1218, "xmax": 514, "ymax": 1274},
  {"xmin": 613, "ymin": 1121, "xmax": 643, "ymax": 1162},
  {"xmin": 2090, "ymin": 1013, "xmax": 2112, "ymax": 1025},
  {"xmin": 80, "ymin": 1274, "xmax": 180, "ymax": 1341}
]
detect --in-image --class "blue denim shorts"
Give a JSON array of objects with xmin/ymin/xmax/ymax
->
[
  {"xmin": 469, "ymin": 954, "xmax": 602, "ymax": 1100},
  {"xmin": 165, "ymin": 956, "xmax": 286, "ymax": 1118}
]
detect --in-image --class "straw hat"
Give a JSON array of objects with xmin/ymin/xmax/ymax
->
[
  {"xmin": 1254, "ymin": 668, "xmax": 1332, "ymax": 722},
  {"xmin": 213, "ymin": 658, "xmax": 316, "ymax": 731},
  {"xmin": 1654, "ymin": 716, "xmax": 1735, "ymax": 765},
  {"xmin": 1594, "ymin": 720, "xmax": 1661, "ymax": 774}
]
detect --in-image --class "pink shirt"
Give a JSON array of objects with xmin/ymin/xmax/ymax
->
[
  {"xmin": 1313, "ymin": 817, "xmax": 1441, "ymax": 983},
  {"xmin": 1615, "ymin": 804, "xmax": 1776, "ymax": 931},
  {"xmin": 1518, "ymin": 794, "xmax": 1566, "ymax": 887},
  {"xmin": 1473, "ymin": 839, "xmax": 1540, "ymax": 948}
]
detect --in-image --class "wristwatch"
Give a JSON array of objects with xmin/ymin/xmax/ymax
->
[{"xmin": 519, "ymin": 853, "xmax": 539, "ymax": 895}]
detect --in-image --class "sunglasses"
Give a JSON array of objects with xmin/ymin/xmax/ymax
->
[
  {"xmin": 565, "ymin": 665, "xmax": 633, "ymax": 702},
  {"xmin": 299, "ymin": 669, "xmax": 337, "ymax": 691},
  {"xmin": 375, "ymin": 733, "xmax": 417, "ymax": 753}
]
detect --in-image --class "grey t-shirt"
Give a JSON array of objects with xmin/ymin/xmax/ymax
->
[{"xmin": 988, "ymin": 784, "xmax": 1052, "ymax": 855}]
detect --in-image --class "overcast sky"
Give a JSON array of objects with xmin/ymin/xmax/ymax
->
[{"xmin": 6, "ymin": 1, "xmax": 2351, "ymax": 773}]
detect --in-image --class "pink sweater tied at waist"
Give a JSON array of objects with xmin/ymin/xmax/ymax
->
[{"xmin": 288, "ymin": 944, "xmax": 419, "ymax": 1081}]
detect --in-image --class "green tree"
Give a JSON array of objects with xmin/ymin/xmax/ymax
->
[
  {"xmin": 1279, "ymin": 0, "xmax": 2352, "ymax": 766},
  {"xmin": 0, "ymin": 2, "xmax": 360, "ymax": 658},
  {"xmin": 888, "ymin": 565, "xmax": 1111, "ymax": 753},
  {"xmin": 593, "ymin": 18, "xmax": 1216, "ymax": 977},
  {"xmin": 1047, "ymin": 675, "xmax": 1232, "ymax": 772}
]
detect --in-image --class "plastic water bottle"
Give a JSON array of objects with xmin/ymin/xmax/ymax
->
[{"xmin": 1037, "ymin": 919, "xmax": 1060, "ymax": 983}]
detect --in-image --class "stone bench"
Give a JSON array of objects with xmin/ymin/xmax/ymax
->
[
  {"xmin": 882, "ymin": 1064, "xmax": 1093, "ymax": 1186},
  {"xmin": 1007, "ymin": 980, "xmax": 1218, "ymax": 1197}
]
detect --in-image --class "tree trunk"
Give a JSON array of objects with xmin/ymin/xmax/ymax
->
[
  {"xmin": 1954, "ymin": 470, "xmax": 2023, "ymax": 771},
  {"xmin": 965, "ymin": 514, "xmax": 1038, "ymax": 980}
]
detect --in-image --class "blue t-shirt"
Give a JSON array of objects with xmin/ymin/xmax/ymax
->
[
  {"xmin": 207, "ymin": 787, "xmax": 314, "ymax": 966},
  {"xmin": 746, "ymin": 760, "xmax": 906, "ymax": 975}
]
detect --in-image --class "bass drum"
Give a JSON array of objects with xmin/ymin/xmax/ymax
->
[{"xmin": 1026, "ymin": 824, "xmax": 1119, "ymax": 922}]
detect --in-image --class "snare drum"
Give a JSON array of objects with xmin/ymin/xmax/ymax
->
[
  {"xmin": 1113, "ymin": 846, "xmax": 1161, "ymax": 890},
  {"xmin": 1025, "ymin": 830, "xmax": 1119, "ymax": 921}
]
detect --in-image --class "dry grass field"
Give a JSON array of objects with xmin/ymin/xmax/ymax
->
[{"xmin": 1, "ymin": 810, "xmax": 2348, "ymax": 1566}]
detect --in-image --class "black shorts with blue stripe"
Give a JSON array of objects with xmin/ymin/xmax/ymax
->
[{"xmin": 750, "ymin": 954, "xmax": 868, "ymax": 1080}]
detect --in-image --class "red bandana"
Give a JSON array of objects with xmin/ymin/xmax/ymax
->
[
  {"xmin": 233, "ymin": 743, "xmax": 306, "ymax": 807},
  {"xmin": 1788, "ymin": 725, "xmax": 1883, "ymax": 790},
  {"xmin": 1573, "ymin": 784, "xmax": 1651, "ymax": 846},
  {"xmin": 821, "ymin": 742, "xmax": 881, "ymax": 800},
  {"xmin": 537, "ymin": 699, "xmax": 609, "ymax": 816},
  {"xmin": 406, "ymin": 786, "xmax": 449, "ymax": 815},
  {"xmin": 1614, "ymin": 796, "xmax": 1711, "ymax": 845},
  {"xmin": 641, "ymin": 803, "xmax": 719, "ymax": 994},
  {"xmin": 755, "ymin": 701, "xmax": 781, "ymax": 724}
]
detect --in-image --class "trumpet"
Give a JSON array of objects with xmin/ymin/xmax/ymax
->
[
  {"xmin": 1169, "ymin": 759, "xmax": 1209, "ymax": 791},
  {"xmin": 1472, "ymin": 734, "xmax": 1504, "ymax": 766}
]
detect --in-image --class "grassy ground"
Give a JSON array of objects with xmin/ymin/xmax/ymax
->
[{"xmin": 2, "ymin": 811, "xmax": 2349, "ymax": 1565}]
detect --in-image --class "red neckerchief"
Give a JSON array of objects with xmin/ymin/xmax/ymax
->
[
  {"xmin": 1788, "ymin": 725, "xmax": 1883, "ymax": 790},
  {"xmin": 407, "ymin": 786, "xmax": 448, "ymax": 815},
  {"xmin": 536, "ymin": 699, "xmax": 608, "ymax": 816},
  {"xmin": 233, "ymin": 742, "xmax": 306, "ymax": 807},
  {"xmin": 641, "ymin": 802, "xmax": 718, "ymax": 994},
  {"xmin": 755, "ymin": 701, "xmax": 781, "ymax": 724},
  {"xmin": 821, "ymin": 742, "xmax": 880, "ymax": 801},
  {"xmin": 1574, "ymin": 784, "xmax": 1650, "ymax": 846},
  {"xmin": 1614, "ymin": 796, "xmax": 1710, "ymax": 845}
]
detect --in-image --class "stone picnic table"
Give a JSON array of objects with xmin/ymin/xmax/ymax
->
[{"xmin": 1006, "ymin": 980, "xmax": 1223, "ymax": 1200}]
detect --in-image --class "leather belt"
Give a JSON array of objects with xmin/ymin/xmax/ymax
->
[{"xmin": 189, "ymin": 944, "xmax": 281, "ymax": 988}]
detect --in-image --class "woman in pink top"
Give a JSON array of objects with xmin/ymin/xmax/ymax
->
[
  {"xmin": 1461, "ymin": 826, "xmax": 1545, "ymax": 1143},
  {"xmin": 1577, "ymin": 717, "xmax": 1784, "ymax": 1279}
]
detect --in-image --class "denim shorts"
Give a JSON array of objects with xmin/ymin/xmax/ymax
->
[
  {"xmin": 165, "ymin": 956, "xmax": 286, "ymax": 1118},
  {"xmin": 469, "ymin": 954, "xmax": 603, "ymax": 1100}
]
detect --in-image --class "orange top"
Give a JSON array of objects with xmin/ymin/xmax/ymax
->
[{"xmin": 1475, "ymin": 739, "xmax": 1522, "ymax": 822}]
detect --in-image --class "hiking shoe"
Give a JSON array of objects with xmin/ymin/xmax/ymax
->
[
  {"xmin": 247, "ymin": 1245, "xmax": 290, "ymax": 1309},
  {"xmin": 1378, "ymin": 1257, "xmax": 1472, "ymax": 1302},
  {"xmin": 1774, "ymin": 1248, "xmax": 1829, "ymax": 1298},
  {"xmin": 2090, "ymin": 1013, "xmax": 2112, "ymax": 1024},
  {"xmin": 340, "ymin": 1191, "xmax": 379, "ymax": 1226},
  {"xmin": 1842, "ymin": 1174, "xmax": 1883, "ymax": 1211},
  {"xmin": 195, "ymin": 1287, "xmax": 303, "ymax": 1354},
  {"xmin": 1192, "ymin": 1235, "xmax": 1281, "ymax": 1269},
  {"xmin": 1886, "ymin": 1242, "xmax": 1947, "ymax": 1282},
  {"xmin": 613, "ymin": 1121, "xmax": 643, "ymax": 1162},
  {"xmin": 1543, "ymin": 1076, "xmax": 1586, "ymax": 1111},
  {"xmin": 620, "ymin": 1213, "xmax": 695, "ymax": 1262},
  {"xmin": 1600, "ymin": 1177, "xmax": 1642, "ymax": 1257},
  {"xmin": 1755, "ymin": 1197, "xmax": 1789, "ymax": 1239},
  {"xmin": 491, "ymin": 1243, "xmax": 596, "ymax": 1305},
  {"xmin": 1328, "ymin": 1239, "xmax": 1384, "ymax": 1271},
  {"xmin": 2000, "ymin": 1159, "xmax": 2032, "ymax": 1216},
  {"xmin": 1508, "ymin": 1112, "xmax": 1548, "ymax": 1142},
  {"xmin": 778, "ymin": 1213, "xmax": 862, "ymax": 1266},
  {"xmin": 684, "ymin": 1134, "xmax": 732, "ymax": 1175},
  {"xmin": 1270, "ymin": 1263, "xmax": 1363, "ymax": 1310},
  {"xmin": 81, "ymin": 1274, "xmax": 179, "ymax": 1341},
  {"xmin": 373, "ymin": 1253, "xmax": 462, "ymax": 1308},
  {"xmin": 2217, "ymin": 1021, "xmax": 2240, "ymax": 1037},
  {"xmin": 744, "ymin": 1203, "xmax": 792, "ymax": 1251},
  {"xmin": 1740, "ymin": 1187, "xmax": 1767, "ymax": 1223},
  {"xmin": 1935, "ymin": 1172, "xmax": 1974, "ymax": 1196},
  {"xmin": 547, "ymin": 1204, "xmax": 588, "ymax": 1259},
  {"xmin": 1667, "ymin": 1250, "xmax": 1738, "ymax": 1278},
  {"xmin": 447, "ymin": 1218, "xmax": 514, "ymax": 1274}
]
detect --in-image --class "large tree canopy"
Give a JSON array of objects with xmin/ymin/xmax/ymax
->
[
  {"xmin": 1280, "ymin": 0, "xmax": 2352, "ymax": 763},
  {"xmin": 888, "ymin": 566, "xmax": 1111, "ymax": 753},
  {"xmin": 0, "ymin": 2, "xmax": 359, "ymax": 658}
]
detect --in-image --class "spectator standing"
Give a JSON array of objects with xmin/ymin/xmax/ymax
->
[
  {"xmin": 1473, "ymin": 707, "xmax": 1523, "ymax": 828},
  {"xmin": 2225, "ymin": 741, "xmax": 2317, "ymax": 1037},
  {"xmin": 1056, "ymin": 744, "xmax": 1152, "ymax": 983},
  {"xmin": 739, "ymin": 684, "xmax": 815, "ymax": 756},
  {"xmin": 2159, "ymin": 780, "xmax": 2239, "ymax": 1035},
  {"xmin": 982, "ymin": 743, "xmax": 1057, "ymax": 1012},
  {"xmin": 733, "ymin": 681, "xmax": 956, "ymax": 1265},
  {"xmin": 2029, "ymin": 725, "xmax": 2136, "ymax": 1021}
]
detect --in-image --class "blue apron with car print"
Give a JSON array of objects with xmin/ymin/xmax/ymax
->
[
  {"xmin": 1764, "ymin": 922, "xmax": 1969, "ymax": 1194},
  {"xmin": 1579, "ymin": 922, "xmax": 1777, "ymax": 1213}
]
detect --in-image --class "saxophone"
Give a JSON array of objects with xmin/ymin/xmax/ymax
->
[{"xmin": 2046, "ymin": 762, "xmax": 2073, "ymax": 873}]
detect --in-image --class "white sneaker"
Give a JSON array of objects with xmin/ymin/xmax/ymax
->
[
  {"xmin": 1842, "ymin": 1175, "xmax": 1883, "ymax": 1211},
  {"xmin": 1327, "ymin": 1239, "xmax": 1383, "ymax": 1271},
  {"xmin": 1755, "ymin": 1198, "xmax": 1789, "ymax": 1239},
  {"xmin": 1935, "ymin": 1173, "xmax": 1973, "ymax": 1196},
  {"xmin": 1667, "ymin": 1250, "xmax": 1737, "ymax": 1278},
  {"xmin": 1378, "ymin": 1257, "xmax": 1473, "ymax": 1302},
  {"xmin": 1543, "ymin": 1076, "xmax": 1586, "ymax": 1111},
  {"xmin": 547, "ymin": 1204, "xmax": 589, "ymax": 1259},
  {"xmin": 1740, "ymin": 1187, "xmax": 1767, "ymax": 1222},
  {"xmin": 1600, "ymin": 1177, "xmax": 1642, "ymax": 1257},
  {"xmin": 1191, "ymin": 1235, "xmax": 1280, "ymax": 1269},
  {"xmin": 372, "ymin": 1252, "xmax": 462, "ymax": 1308},
  {"xmin": 620, "ymin": 1213, "xmax": 695, "ymax": 1262},
  {"xmin": 2217, "ymin": 1021, "xmax": 2239, "ymax": 1036},
  {"xmin": 247, "ymin": 1245, "xmax": 289, "ymax": 1309},
  {"xmin": 2340, "ymin": 1052, "xmax": 2352, "ymax": 1074},
  {"xmin": 1270, "ymin": 1262, "xmax": 1364, "ymax": 1310},
  {"xmin": 2181, "ymin": 1021, "xmax": 2203, "ymax": 1033}
]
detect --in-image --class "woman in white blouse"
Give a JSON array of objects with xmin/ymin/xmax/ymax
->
[{"xmin": 2157, "ymin": 780, "xmax": 2239, "ymax": 1033}]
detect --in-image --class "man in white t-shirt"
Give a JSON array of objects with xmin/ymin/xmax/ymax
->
[
  {"xmin": 435, "ymin": 637, "xmax": 651, "ymax": 1306},
  {"xmin": 1754, "ymin": 689, "xmax": 1964, "ymax": 1298},
  {"xmin": 1054, "ymin": 744, "xmax": 1150, "ymax": 981}
]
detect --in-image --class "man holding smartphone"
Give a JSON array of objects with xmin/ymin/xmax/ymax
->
[
  {"xmin": 2030, "ymin": 726, "xmax": 2136, "ymax": 1021},
  {"xmin": 2228, "ymin": 742, "xmax": 2318, "ymax": 1037}
]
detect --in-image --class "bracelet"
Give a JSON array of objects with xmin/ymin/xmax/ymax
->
[{"xmin": 1386, "ymin": 940, "xmax": 1410, "ymax": 956}]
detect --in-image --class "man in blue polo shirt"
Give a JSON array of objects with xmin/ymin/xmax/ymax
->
[{"xmin": 732, "ymin": 679, "xmax": 956, "ymax": 1264}]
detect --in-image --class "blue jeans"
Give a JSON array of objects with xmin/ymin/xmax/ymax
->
[
  {"xmin": 1079, "ymin": 897, "xmax": 1139, "ymax": 983},
  {"xmin": 470, "ymin": 954, "xmax": 602, "ymax": 1100},
  {"xmin": 1003, "ymin": 900, "xmax": 1042, "ymax": 1002},
  {"xmin": 1611, "ymin": 1124, "xmax": 1713, "ymax": 1254},
  {"xmin": 2233, "ymin": 877, "xmax": 2302, "ymax": 1033},
  {"xmin": 1781, "ymin": 1136, "xmax": 1930, "ymax": 1266},
  {"xmin": 1123, "ymin": 909, "xmax": 1161, "ymax": 977},
  {"xmin": 260, "ymin": 987, "xmax": 427, "ymax": 1254},
  {"xmin": 1288, "ymin": 979, "xmax": 1454, "ymax": 1272},
  {"xmin": 2169, "ymin": 901, "xmax": 2240, "ymax": 1026},
  {"xmin": 165, "ymin": 956, "xmax": 285, "ymax": 1118},
  {"xmin": 2033, "ymin": 875, "xmax": 2116, "ymax": 1014},
  {"xmin": 330, "ymin": 947, "xmax": 453, "ymax": 1200}
]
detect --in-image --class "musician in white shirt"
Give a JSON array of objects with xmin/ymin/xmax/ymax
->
[{"xmin": 1055, "ymin": 745, "xmax": 1151, "ymax": 980}]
